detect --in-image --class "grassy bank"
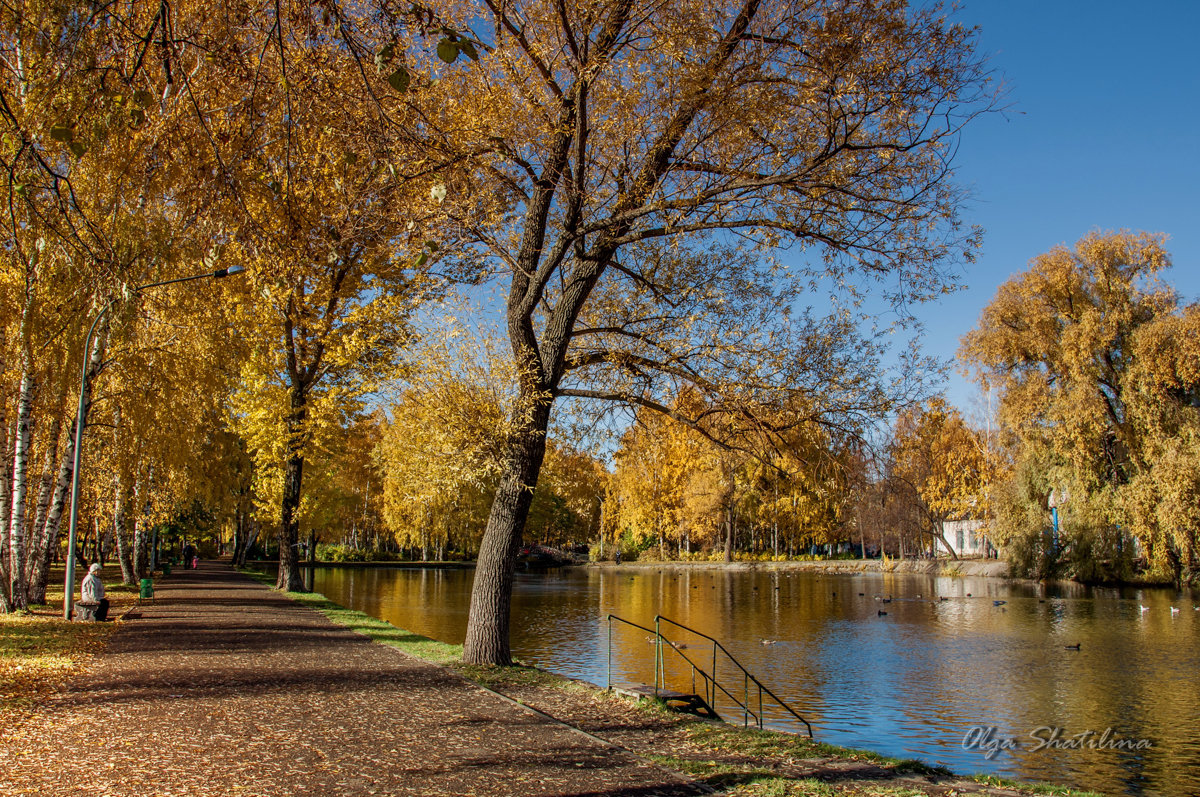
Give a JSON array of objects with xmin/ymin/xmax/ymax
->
[{"xmin": 240, "ymin": 567, "xmax": 1099, "ymax": 797}]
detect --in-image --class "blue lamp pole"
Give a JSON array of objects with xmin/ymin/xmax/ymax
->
[
  {"xmin": 1047, "ymin": 487, "xmax": 1067, "ymax": 555},
  {"xmin": 63, "ymin": 266, "xmax": 246, "ymax": 620}
]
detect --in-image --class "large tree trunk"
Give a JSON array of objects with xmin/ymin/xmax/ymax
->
[
  {"xmin": 276, "ymin": 384, "xmax": 307, "ymax": 592},
  {"xmin": 277, "ymin": 449, "xmax": 305, "ymax": 591},
  {"xmin": 462, "ymin": 402, "xmax": 551, "ymax": 666}
]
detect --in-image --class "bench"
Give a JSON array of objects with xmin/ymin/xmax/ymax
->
[{"xmin": 74, "ymin": 601, "xmax": 103, "ymax": 622}]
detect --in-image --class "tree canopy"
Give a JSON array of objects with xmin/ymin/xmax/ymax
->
[{"xmin": 961, "ymin": 231, "xmax": 1199, "ymax": 583}]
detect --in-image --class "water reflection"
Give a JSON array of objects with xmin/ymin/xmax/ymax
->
[{"xmin": 311, "ymin": 566, "xmax": 1200, "ymax": 796}]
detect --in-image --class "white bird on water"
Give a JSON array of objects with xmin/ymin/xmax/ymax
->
[
  {"xmin": 1139, "ymin": 604, "xmax": 1150, "ymax": 613},
  {"xmin": 1171, "ymin": 606, "xmax": 1180, "ymax": 615}
]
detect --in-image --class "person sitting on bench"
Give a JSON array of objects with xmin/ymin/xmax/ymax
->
[{"xmin": 80, "ymin": 563, "xmax": 109, "ymax": 621}]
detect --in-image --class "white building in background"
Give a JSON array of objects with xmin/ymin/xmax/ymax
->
[{"xmin": 938, "ymin": 519, "xmax": 992, "ymax": 557}]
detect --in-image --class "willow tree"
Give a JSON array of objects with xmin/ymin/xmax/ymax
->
[
  {"xmin": 428, "ymin": 0, "xmax": 993, "ymax": 664},
  {"xmin": 960, "ymin": 231, "xmax": 1197, "ymax": 581}
]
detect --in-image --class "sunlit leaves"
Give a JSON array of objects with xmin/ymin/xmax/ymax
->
[
  {"xmin": 891, "ymin": 398, "xmax": 994, "ymax": 539},
  {"xmin": 960, "ymin": 231, "xmax": 1198, "ymax": 581},
  {"xmin": 609, "ymin": 391, "xmax": 852, "ymax": 558}
]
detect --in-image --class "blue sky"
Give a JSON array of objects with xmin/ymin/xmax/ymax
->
[{"xmin": 915, "ymin": 0, "xmax": 1200, "ymax": 412}]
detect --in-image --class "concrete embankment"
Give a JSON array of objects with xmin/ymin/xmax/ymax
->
[{"xmin": 585, "ymin": 557, "xmax": 1011, "ymax": 579}]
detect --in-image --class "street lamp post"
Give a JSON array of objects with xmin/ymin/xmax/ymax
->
[
  {"xmin": 1047, "ymin": 487, "xmax": 1068, "ymax": 555},
  {"xmin": 63, "ymin": 266, "xmax": 245, "ymax": 620}
]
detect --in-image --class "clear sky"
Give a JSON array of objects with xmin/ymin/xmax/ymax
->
[{"xmin": 916, "ymin": 0, "xmax": 1200, "ymax": 412}]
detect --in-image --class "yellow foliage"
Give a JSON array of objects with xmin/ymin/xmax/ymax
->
[{"xmin": 961, "ymin": 232, "xmax": 1199, "ymax": 581}]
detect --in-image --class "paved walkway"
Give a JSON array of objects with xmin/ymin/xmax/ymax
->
[{"xmin": 0, "ymin": 561, "xmax": 705, "ymax": 796}]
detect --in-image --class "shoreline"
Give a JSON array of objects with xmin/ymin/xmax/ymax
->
[
  {"xmin": 0, "ymin": 563, "xmax": 1103, "ymax": 796},
  {"xmin": 257, "ymin": 556, "xmax": 1011, "ymax": 579},
  {"xmin": 251, "ymin": 557, "xmax": 1187, "ymax": 589},
  {"xmin": 582, "ymin": 557, "xmax": 1012, "ymax": 579}
]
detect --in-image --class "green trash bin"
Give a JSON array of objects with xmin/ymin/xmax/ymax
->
[
  {"xmin": 161, "ymin": 562, "xmax": 172, "ymax": 575},
  {"xmin": 139, "ymin": 578, "xmax": 154, "ymax": 600}
]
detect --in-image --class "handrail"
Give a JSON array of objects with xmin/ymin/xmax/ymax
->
[
  {"xmin": 606, "ymin": 614, "xmax": 657, "ymax": 691},
  {"xmin": 607, "ymin": 614, "xmax": 749, "ymax": 722},
  {"xmin": 653, "ymin": 630, "xmax": 751, "ymax": 723},
  {"xmin": 655, "ymin": 615, "xmax": 812, "ymax": 736},
  {"xmin": 606, "ymin": 613, "xmax": 813, "ymax": 738}
]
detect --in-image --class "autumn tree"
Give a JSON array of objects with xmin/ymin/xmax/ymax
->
[
  {"xmin": 375, "ymin": 331, "xmax": 515, "ymax": 559},
  {"xmin": 610, "ymin": 391, "xmax": 854, "ymax": 560},
  {"xmin": 377, "ymin": 330, "xmax": 605, "ymax": 558},
  {"xmin": 1120, "ymin": 306, "xmax": 1200, "ymax": 582},
  {"xmin": 610, "ymin": 406, "xmax": 694, "ymax": 557},
  {"xmin": 525, "ymin": 443, "xmax": 605, "ymax": 548},
  {"xmin": 887, "ymin": 397, "xmax": 992, "ymax": 559},
  {"xmin": 164, "ymin": 0, "xmax": 461, "ymax": 591},
  {"xmin": 961, "ymin": 231, "xmax": 1198, "ymax": 582},
  {"xmin": 0, "ymin": 0, "xmax": 235, "ymax": 609},
  {"xmin": 426, "ymin": 0, "xmax": 993, "ymax": 663}
]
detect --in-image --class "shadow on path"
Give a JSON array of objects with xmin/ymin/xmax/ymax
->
[{"xmin": 1, "ymin": 560, "xmax": 708, "ymax": 797}]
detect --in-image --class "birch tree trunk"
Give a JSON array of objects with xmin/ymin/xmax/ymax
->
[
  {"xmin": 25, "ymin": 416, "xmax": 74, "ymax": 602},
  {"xmin": 237, "ymin": 517, "xmax": 258, "ymax": 568},
  {"xmin": 132, "ymin": 473, "xmax": 151, "ymax": 579},
  {"xmin": 7, "ymin": 368, "xmax": 37, "ymax": 611},
  {"xmin": 113, "ymin": 474, "xmax": 134, "ymax": 584},
  {"xmin": 26, "ymin": 319, "xmax": 109, "ymax": 601},
  {"xmin": 0, "ymin": 411, "xmax": 11, "ymax": 613}
]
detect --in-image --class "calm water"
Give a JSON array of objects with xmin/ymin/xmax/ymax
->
[{"xmin": 310, "ymin": 566, "xmax": 1200, "ymax": 796}]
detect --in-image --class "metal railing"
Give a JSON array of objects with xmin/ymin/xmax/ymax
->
[{"xmin": 606, "ymin": 613, "xmax": 813, "ymax": 737}]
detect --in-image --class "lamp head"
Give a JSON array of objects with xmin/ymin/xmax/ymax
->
[{"xmin": 213, "ymin": 265, "xmax": 247, "ymax": 279}]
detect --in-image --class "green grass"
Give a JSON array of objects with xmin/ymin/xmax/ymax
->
[
  {"xmin": 645, "ymin": 753, "xmax": 810, "ymax": 793},
  {"xmin": 970, "ymin": 774, "xmax": 1104, "ymax": 797},
  {"xmin": 239, "ymin": 567, "xmax": 463, "ymax": 664},
  {"xmin": 676, "ymin": 719, "xmax": 947, "ymax": 775}
]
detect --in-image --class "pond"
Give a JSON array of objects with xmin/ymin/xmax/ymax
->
[{"xmin": 308, "ymin": 565, "xmax": 1200, "ymax": 796}]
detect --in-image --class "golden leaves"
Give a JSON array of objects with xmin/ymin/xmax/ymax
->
[
  {"xmin": 960, "ymin": 231, "xmax": 1199, "ymax": 579},
  {"xmin": 892, "ymin": 398, "xmax": 993, "ymax": 523}
]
